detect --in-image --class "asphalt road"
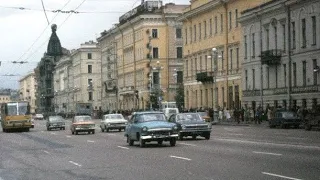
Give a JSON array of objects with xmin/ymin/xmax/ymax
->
[{"xmin": 0, "ymin": 120, "xmax": 319, "ymax": 180}]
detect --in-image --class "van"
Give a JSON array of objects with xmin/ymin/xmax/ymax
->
[{"xmin": 163, "ymin": 108, "xmax": 179, "ymax": 119}]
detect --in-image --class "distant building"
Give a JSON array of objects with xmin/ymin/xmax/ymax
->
[
  {"xmin": 0, "ymin": 92, "xmax": 11, "ymax": 104},
  {"xmin": 19, "ymin": 72, "xmax": 37, "ymax": 113}
]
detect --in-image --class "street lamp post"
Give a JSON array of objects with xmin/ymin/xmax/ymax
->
[
  {"xmin": 207, "ymin": 48, "xmax": 218, "ymax": 110},
  {"xmin": 150, "ymin": 61, "xmax": 163, "ymax": 110},
  {"xmin": 173, "ymin": 68, "xmax": 177, "ymax": 102}
]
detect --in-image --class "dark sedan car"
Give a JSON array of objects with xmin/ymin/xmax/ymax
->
[
  {"xmin": 269, "ymin": 110, "xmax": 301, "ymax": 129},
  {"xmin": 46, "ymin": 116, "xmax": 66, "ymax": 131},
  {"xmin": 169, "ymin": 113, "xmax": 212, "ymax": 140}
]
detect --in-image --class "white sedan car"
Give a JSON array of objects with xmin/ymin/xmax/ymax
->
[{"xmin": 100, "ymin": 114, "xmax": 128, "ymax": 132}]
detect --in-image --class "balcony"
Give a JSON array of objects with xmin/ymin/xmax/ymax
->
[
  {"xmin": 196, "ymin": 72, "xmax": 214, "ymax": 83},
  {"xmin": 243, "ymin": 90, "xmax": 261, "ymax": 97},
  {"xmin": 292, "ymin": 85, "xmax": 320, "ymax": 94},
  {"xmin": 260, "ymin": 49, "xmax": 282, "ymax": 65}
]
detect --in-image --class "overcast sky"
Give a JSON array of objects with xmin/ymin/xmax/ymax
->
[{"xmin": 0, "ymin": 0, "xmax": 188, "ymax": 89}]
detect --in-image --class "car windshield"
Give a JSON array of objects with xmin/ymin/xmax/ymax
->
[
  {"xmin": 169, "ymin": 109, "xmax": 177, "ymax": 113},
  {"xmin": 282, "ymin": 112, "xmax": 298, "ymax": 118},
  {"xmin": 74, "ymin": 116, "xmax": 92, "ymax": 122},
  {"xmin": 49, "ymin": 116, "xmax": 63, "ymax": 122},
  {"xmin": 197, "ymin": 112, "xmax": 207, "ymax": 116},
  {"xmin": 107, "ymin": 114, "xmax": 124, "ymax": 120},
  {"xmin": 136, "ymin": 113, "xmax": 166, "ymax": 122},
  {"xmin": 177, "ymin": 113, "xmax": 203, "ymax": 121}
]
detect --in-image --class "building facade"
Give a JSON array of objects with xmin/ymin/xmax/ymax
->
[
  {"xmin": 179, "ymin": 0, "xmax": 268, "ymax": 110},
  {"xmin": 70, "ymin": 41, "xmax": 102, "ymax": 112},
  {"xmin": 240, "ymin": 0, "xmax": 320, "ymax": 110},
  {"xmin": 98, "ymin": 1, "xmax": 187, "ymax": 111},
  {"xmin": 0, "ymin": 93, "xmax": 11, "ymax": 104},
  {"xmin": 19, "ymin": 72, "xmax": 37, "ymax": 113},
  {"xmin": 97, "ymin": 27, "xmax": 118, "ymax": 112},
  {"xmin": 53, "ymin": 53, "xmax": 72, "ymax": 114}
]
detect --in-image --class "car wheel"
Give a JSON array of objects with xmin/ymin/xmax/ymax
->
[
  {"xmin": 63, "ymin": 127, "xmax": 65, "ymax": 130},
  {"xmin": 170, "ymin": 138, "xmax": 176, "ymax": 146},
  {"xmin": 157, "ymin": 140, "xmax": 163, "ymax": 145},
  {"xmin": 192, "ymin": 135, "xmax": 197, "ymax": 140},
  {"xmin": 205, "ymin": 134, "xmax": 210, "ymax": 140},
  {"xmin": 280, "ymin": 123, "xmax": 286, "ymax": 129},
  {"xmin": 101, "ymin": 127, "xmax": 104, "ymax": 132},
  {"xmin": 47, "ymin": 127, "xmax": 50, "ymax": 131},
  {"xmin": 75, "ymin": 131, "xmax": 78, "ymax": 135},
  {"xmin": 92, "ymin": 130, "xmax": 95, "ymax": 134},
  {"xmin": 71, "ymin": 131, "xmax": 74, "ymax": 135},
  {"xmin": 106, "ymin": 126, "xmax": 109, "ymax": 132},
  {"xmin": 178, "ymin": 133, "xmax": 183, "ymax": 141},
  {"xmin": 139, "ymin": 135, "xmax": 145, "ymax": 147},
  {"xmin": 119, "ymin": 129, "xmax": 121, "ymax": 132},
  {"xmin": 127, "ymin": 136, "xmax": 134, "ymax": 146}
]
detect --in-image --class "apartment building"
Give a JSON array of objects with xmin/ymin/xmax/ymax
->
[
  {"xmin": 19, "ymin": 72, "xmax": 37, "ymax": 113},
  {"xmin": 99, "ymin": 1, "xmax": 187, "ymax": 110},
  {"xmin": 178, "ymin": 0, "xmax": 269, "ymax": 110},
  {"xmin": 70, "ymin": 41, "xmax": 102, "ymax": 112},
  {"xmin": 0, "ymin": 93, "xmax": 11, "ymax": 104},
  {"xmin": 240, "ymin": 0, "xmax": 320, "ymax": 109}
]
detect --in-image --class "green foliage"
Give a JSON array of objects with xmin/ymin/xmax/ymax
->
[{"xmin": 175, "ymin": 84, "xmax": 184, "ymax": 111}]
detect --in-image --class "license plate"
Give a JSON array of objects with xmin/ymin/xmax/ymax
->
[{"xmin": 15, "ymin": 123, "xmax": 22, "ymax": 126}]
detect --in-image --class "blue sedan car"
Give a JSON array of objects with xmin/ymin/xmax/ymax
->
[{"xmin": 124, "ymin": 112, "xmax": 179, "ymax": 147}]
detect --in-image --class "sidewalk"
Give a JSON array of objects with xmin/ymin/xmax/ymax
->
[{"xmin": 214, "ymin": 119, "xmax": 269, "ymax": 127}]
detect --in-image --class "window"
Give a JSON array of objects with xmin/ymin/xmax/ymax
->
[
  {"xmin": 209, "ymin": 18, "xmax": 212, "ymax": 36},
  {"xmin": 153, "ymin": 72, "xmax": 160, "ymax": 85},
  {"xmin": 274, "ymin": 26, "xmax": 277, "ymax": 49},
  {"xmin": 221, "ymin": 50, "xmax": 224, "ymax": 70},
  {"xmin": 152, "ymin": 29, "xmax": 158, "ymax": 38},
  {"xmin": 88, "ymin": 65, "xmax": 92, "ymax": 74},
  {"xmin": 189, "ymin": 27, "xmax": 192, "ymax": 43},
  {"xmin": 303, "ymin": 61, "xmax": 307, "ymax": 86},
  {"xmin": 200, "ymin": 56, "xmax": 202, "ymax": 72},
  {"xmin": 244, "ymin": 35, "xmax": 247, "ymax": 59},
  {"xmin": 88, "ymin": 79, "xmax": 93, "ymax": 87},
  {"xmin": 282, "ymin": 24, "xmax": 286, "ymax": 52},
  {"xmin": 293, "ymin": 62, "xmax": 297, "ymax": 87},
  {"xmin": 88, "ymin": 92, "xmax": 93, "ymax": 101},
  {"xmin": 194, "ymin": 25, "xmax": 197, "ymax": 41},
  {"xmin": 302, "ymin": 19, "xmax": 306, "ymax": 48},
  {"xmin": 220, "ymin": 14, "xmax": 223, "ymax": 32},
  {"xmin": 176, "ymin": 28, "xmax": 182, "ymax": 38},
  {"xmin": 292, "ymin": 22, "xmax": 296, "ymax": 49},
  {"xmin": 267, "ymin": 66, "xmax": 270, "ymax": 89},
  {"xmin": 215, "ymin": 16, "xmax": 218, "ymax": 34},
  {"xmin": 229, "ymin": 49, "xmax": 233, "ymax": 70},
  {"xmin": 252, "ymin": 69, "xmax": 255, "ymax": 89},
  {"xmin": 266, "ymin": 28, "xmax": 269, "ymax": 50},
  {"xmin": 222, "ymin": 87, "xmax": 225, "ymax": 106},
  {"xmin": 152, "ymin": 47, "xmax": 159, "ymax": 59},
  {"xmin": 200, "ymin": 90, "xmax": 203, "ymax": 106},
  {"xmin": 199, "ymin": 23, "xmax": 202, "ymax": 40},
  {"xmin": 186, "ymin": 60, "xmax": 188, "ymax": 77},
  {"xmin": 235, "ymin": 9, "xmax": 238, "ymax": 27},
  {"xmin": 312, "ymin": 16, "xmax": 316, "ymax": 45},
  {"xmin": 236, "ymin": 48, "xmax": 239, "ymax": 69},
  {"xmin": 184, "ymin": 28, "xmax": 188, "ymax": 44},
  {"xmin": 245, "ymin": 70, "xmax": 248, "ymax": 89},
  {"xmin": 283, "ymin": 64, "xmax": 287, "ymax": 87},
  {"xmin": 229, "ymin": 11, "xmax": 232, "ymax": 30},
  {"xmin": 313, "ymin": 59, "xmax": 318, "ymax": 85},
  {"xmin": 87, "ymin": 53, "xmax": 92, "ymax": 59},
  {"xmin": 275, "ymin": 66, "xmax": 278, "ymax": 88},
  {"xmin": 177, "ymin": 71, "xmax": 183, "ymax": 84},
  {"xmin": 252, "ymin": 33, "xmax": 255, "ymax": 58},
  {"xmin": 195, "ymin": 58, "xmax": 197, "ymax": 73},
  {"xmin": 176, "ymin": 47, "xmax": 183, "ymax": 58},
  {"xmin": 204, "ymin": 21, "xmax": 207, "ymax": 38}
]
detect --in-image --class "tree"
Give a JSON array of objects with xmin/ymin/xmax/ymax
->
[
  {"xmin": 150, "ymin": 88, "xmax": 164, "ymax": 110},
  {"xmin": 175, "ymin": 84, "xmax": 185, "ymax": 111}
]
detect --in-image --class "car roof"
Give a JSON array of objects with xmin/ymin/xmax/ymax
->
[
  {"xmin": 104, "ymin": 114, "xmax": 123, "ymax": 116},
  {"xmin": 134, "ymin": 111, "xmax": 164, "ymax": 115}
]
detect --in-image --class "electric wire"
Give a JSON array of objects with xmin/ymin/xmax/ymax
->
[{"xmin": 40, "ymin": 0, "xmax": 50, "ymax": 24}]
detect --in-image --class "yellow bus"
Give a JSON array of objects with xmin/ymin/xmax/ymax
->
[{"xmin": 1, "ymin": 101, "xmax": 32, "ymax": 132}]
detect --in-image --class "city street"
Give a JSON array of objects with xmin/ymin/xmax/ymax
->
[{"xmin": 0, "ymin": 120, "xmax": 319, "ymax": 180}]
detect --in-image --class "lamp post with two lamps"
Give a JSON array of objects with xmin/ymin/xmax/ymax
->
[
  {"xmin": 149, "ymin": 61, "xmax": 163, "ymax": 110},
  {"xmin": 207, "ymin": 48, "xmax": 220, "ymax": 110}
]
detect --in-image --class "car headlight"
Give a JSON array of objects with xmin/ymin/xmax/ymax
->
[
  {"xmin": 125, "ymin": 122, "xmax": 128, "ymax": 125},
  {"xmin": 208, "ymin": 123, "xmax": 212, "ymax": 129},
  {"xmin": 107, "ymin": 123, "xmax": 111, "ymax": 126},
  {"xmin": 91, "ymin": 124, "xmax": 95, "ymax": 128},
  {"xmin": 172, "ymin": 125, "xmax": 178, "ymax": 130},
  {"xmin": 181, "ymin": 125, "xmax": 186, "ymax": 130},
  {"xmin": 142, "ymin": 126, "xmax": 148, "ymax": 131}
]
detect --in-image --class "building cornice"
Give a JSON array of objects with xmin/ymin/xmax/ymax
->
[{"xmin": 177, "ymin": 0, "xmax": 224, "ymax": 22}]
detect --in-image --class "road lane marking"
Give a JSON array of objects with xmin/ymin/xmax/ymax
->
[
  {"xmin": 42, "ymin": 150, "xmax": 50, "ymax": 154},
  {"xmin": 253, "ymin": 151, "xmax": 282, "ymax": 156},
  {"xmin": 170, "ymin": 155, "xmax": 191, "ymax": 161},
  {"xmin": 215, "ymin": 138, "xmax": 320, "ymax": 150},
  {"xmin": 66, "ymin": 135, "xmax": 72, "ymax": 138},
  {"xmin": 69, "ymin": 161, "xmax": 82, "ymax": 167},
  {"xmin": 107, "ymin": 134, "xmax": 116, "ymax": 136},
  {"xmin": 286, "ymin": 137, "xmax": 306, "ymax": 140},
  {"xmin": 226, "ymin": 133, "xmax": 244, "ymax": 136},
  {"xmin": 262, "ymin": 172, "xmax": 303, "ymax": 180},
  {"xmin": 50, "ymin": 132, "xmax": 56, "ymax": 135},
  {"xmin": 117, "ymin": 146, "xmax": 129, "ymax": 149},
  {"xmin": 179, "ymin": 142, "xmax": 197, "ymax": 147},
  {"xmin": 87, "ymin": 140, "xmax": 95, "ymax": 143}
]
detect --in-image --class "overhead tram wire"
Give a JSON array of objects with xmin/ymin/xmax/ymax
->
[
  {"xmin": 21, "ymin": 0, "xmax": 87, "ymax": 64},
  {"xmin": 40, "ymin": 0, "xmax": 50, "ymax": 25},
  {"xmin": 13, "ymin": 0, "xmax": 73, "ymax": 64}
]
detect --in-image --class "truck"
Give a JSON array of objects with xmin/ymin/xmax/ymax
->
[{"xmin": 75, "ymin": 103, "xmax": 93, "ymax": 116}]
